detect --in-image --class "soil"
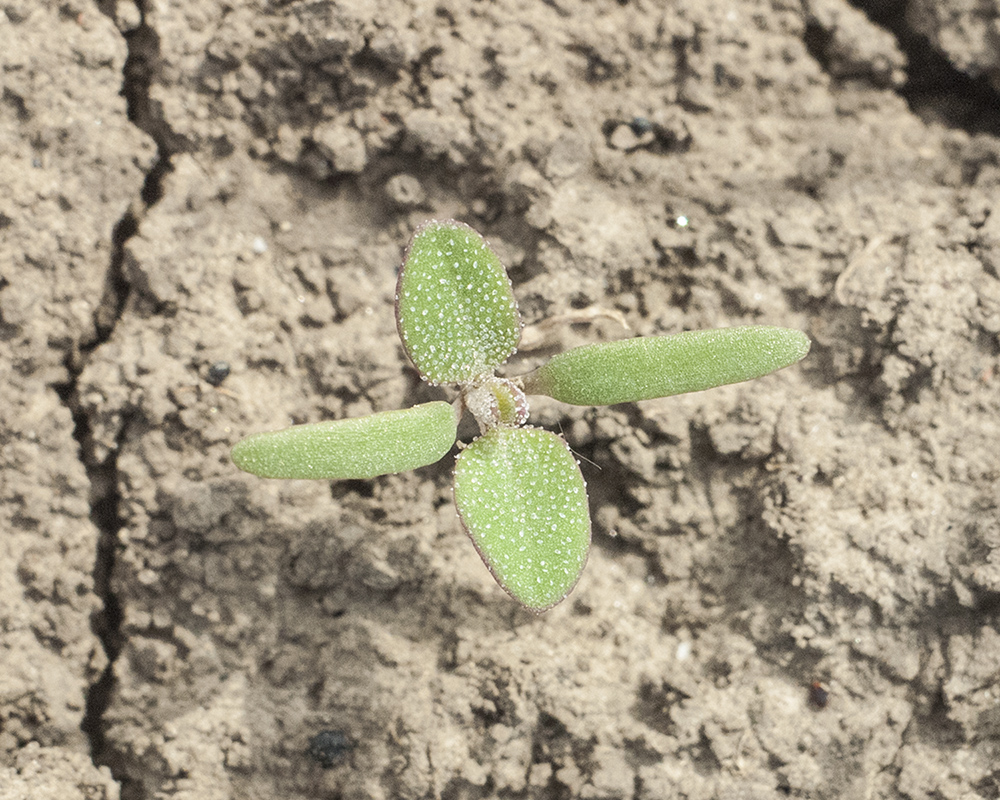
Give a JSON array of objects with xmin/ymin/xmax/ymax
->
[{"xmin": 2, "ymin": 0, "xmax": 1000, "ymax": 798}]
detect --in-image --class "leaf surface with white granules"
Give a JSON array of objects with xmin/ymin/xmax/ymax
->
[
  {"xmin": 231, "ymin": 401, "xmax": 458, "ymax": 479},
  {"xmin": 454, "ymin": 427, "xmax": 590, "ymax": 611},
  {"xmin": 396, "ymin": 220, "xmax": 520, "ymax": 384},
  {"xmin": 521, "ymin": 326, "xmax": 810, "ymax": 406}
]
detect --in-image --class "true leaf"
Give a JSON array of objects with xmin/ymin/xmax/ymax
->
[
  {"xmin": 396, "ymin": 220, "xmax": 520, "ymax": 384},
  {"xmin": 231, "ymin": 401, "xmax": 458, "ymax": 480},
  {"xmin": 521, "ymin": 326, "xmax": 810, "ymax": 406},
  {"xmin": 454, "ymin": 427, "xmax": 590, "ymax": 611}
]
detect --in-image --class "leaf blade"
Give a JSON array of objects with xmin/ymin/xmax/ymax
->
[
  {"xmin": 396, "ymin": 220, "xmax": 520, "ymax": 384},
  {"xmin": 231, "ymin": 401, "xmax": 458, "ymax": 479},
  {"xmin": 454, "ymin": 427, "xmax": 591, "ymax": 611},
  {"xmin": 521, "ymin": 326, "xmax": 810, "ymax": 406}
]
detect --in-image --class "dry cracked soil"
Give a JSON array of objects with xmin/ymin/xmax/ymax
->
[{"xmin": 2, "ymin": 0, "xmax": 1000, "ymax": 798}]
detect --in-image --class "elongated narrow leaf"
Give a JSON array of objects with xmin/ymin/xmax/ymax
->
[
  {"xmin": 396, "ymin": 220, "xmax": 520, "ymax": 384},
  {"xmin": 454, "ymin": 427, "xmax": 590, "ymax": 612},
  {"xmin": 521, "ymin": 326, "xmax": 810, "ymax": 406},
  {"xmin": 231, "ymin": 401, "xmax": 458, "ymax": 479}
]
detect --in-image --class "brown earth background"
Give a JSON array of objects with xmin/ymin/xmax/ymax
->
[{"xmin": 3, "ymin": 0, "xmax": 1000, "ymax": 798}]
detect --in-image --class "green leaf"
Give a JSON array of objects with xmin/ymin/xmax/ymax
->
[
  {"xmin": 521, "ymin": 326, "xmax": 810, "ymax": 406},
  {"xmin": 231, "ymin": 401, "xmax": 458, "ymax": 480},
  {"xmin": 396, "ymin": 220, "xmax": 520, "ymax": 384},
  {"xmin": 454, "ymin": 427, "xmax": 590, "ymax": 612}
]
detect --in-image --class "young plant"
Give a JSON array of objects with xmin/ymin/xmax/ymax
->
[{"xmin": 232, "ymin": 221, "xmax": 810, "ymax": 611}]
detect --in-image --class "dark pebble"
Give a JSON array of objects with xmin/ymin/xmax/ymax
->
[
  {"xmin": 307, "ymin": 729, "xmax": 352, "ymax": 768},
  {"xmin": 206, "ymin": 361, "xmax": 231, "ymax": 387}
]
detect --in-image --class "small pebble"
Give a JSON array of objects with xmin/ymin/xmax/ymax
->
[
  {"xmin": 608, "ymin": 123, "xmax": 655, "ymax": 152},
  {"xmin": 385, "ymin": 173, "xmax": 425, "ymax": 208},
  {"xmin": 808, "ymin": 681, "xmax": 829, "ymax": 709},
  {"xmin": 307, "ymin": 730, "xmax": 352, "ymax": 768},
  {"xmin": 629, "ymin": 116, "xmax": 654, "ymax": 135},
  {"xmin": 206, "ymin": 361, "xmax": 231, "ymax": 387}
]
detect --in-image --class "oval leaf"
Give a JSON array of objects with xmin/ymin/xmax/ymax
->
[
  {"xmin": 454, "ymin": 427, "xmax": 590, "ymax": 612},
  {"xmin": 521, "ymin": 326, "xmax": 810, "ymax": 406},
  {"xmin": 396, "ymin": 220, "xmax": 520, "ymax": 384},
  {"xmin": 231, "ymin": 401, "xmax": 458, "ymax": 480}
]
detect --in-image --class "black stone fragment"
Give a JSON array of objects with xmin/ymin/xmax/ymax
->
[
  {"xmin": 307, "ymin": 729, "xmax": 352, "ymax": 768},
  {"xmin": 206, "ymin": 361, "xmax": 231, "ymax": 387},
  {"xmin": 808, "ymin": 681, "xmax": 829, "ymax": 709}
]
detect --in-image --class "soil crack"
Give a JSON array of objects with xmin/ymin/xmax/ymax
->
[
  {"xmin": 59, "ymin": 0, "xmax": 178, "ymax": 794},
  {"xmin": 849, "ymin": 0, "xmax": 1000, "ymax": 135},
  {"xmin": 72, "ymin": 389, "xmax": 128, "ymax": 779}
]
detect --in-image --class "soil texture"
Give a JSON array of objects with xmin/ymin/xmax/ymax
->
[{"xmin": 2, "ymin": 1, "xmax": 1000, "ymax": 798}]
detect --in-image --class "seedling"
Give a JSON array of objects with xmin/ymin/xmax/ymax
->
[{"xmin": 232, "ymin": 220, "xmax": 810, "ymax": 611}]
